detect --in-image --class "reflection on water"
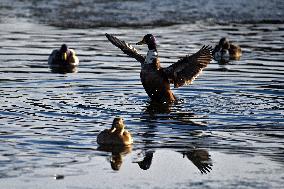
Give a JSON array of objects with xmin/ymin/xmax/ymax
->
[
  {"xmin": 181, "ymin": 149, "xmax": 212, "ymax": 174},
  {"xmin": 98, "ymin": 145, "xmax": 132, "ymax": 171},
  {"xmin": 142, "ymin": 100, "xmax": 207, "ymax": 128},
  {"xmin": 135, "ymin": 150, "xmax": 154, "ymax": 170},
  {"xmin": 133, "ymin": 148, "xmax": 212, "ymax": 174},
  {"xmin": 49, "ymin": 65, "xmax": 78, "ymax": 74},
  {"xmin": 0, "ymin": 18, "xmax": 283, "ymax": 188}
]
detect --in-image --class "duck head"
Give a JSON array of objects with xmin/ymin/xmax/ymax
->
[
  {"xmin": 214, "ymin": 38, "xmax": 230, "ymax": 62},
  {"xmin": 136, "ymin": 34, "xmax": 157, "ymax": 50},
  {"xmin": 110, "ymin": 117, "xmax": 125, "ymax": 134},
  {"xmin": 59, "ymin": 44, "xmax": 68, "ymax": 62},
  {"xmin": 218, "ymin": 37, "xmax": 230, "ymax": 51}
]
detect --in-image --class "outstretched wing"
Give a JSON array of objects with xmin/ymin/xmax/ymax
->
[
  {"xmin": 163, "ymin": 45, "xmax": 213, "ymax": 88},
  {"xmin": 105, "ymin": 33, "xmax": 145, "ymax": 64}
]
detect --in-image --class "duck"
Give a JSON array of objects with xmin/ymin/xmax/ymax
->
[
  {"xmin": 213, "ymin": 37, "xmax": 242, "ymax": 62},
  {"xmin": 48, "ymin": 44, "xmax": 79, "ymax": 67},
  {"xmin": 97, "ymin": 117, "xmax": 133, "ymax": 146},
  {"xmin": 105, "ymin": 33, "xmax": 213, "ymax": 103}
]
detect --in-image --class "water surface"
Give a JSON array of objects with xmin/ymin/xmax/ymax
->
[{"xmin": 0, "ymin": 1, "xmax": 284, "ymax": 188}]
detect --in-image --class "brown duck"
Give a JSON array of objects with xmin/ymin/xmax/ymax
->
[
  {"xmin": 106, "ymin": 34, "xmax": 213, "ymax": 103},
  {"xmin": 97, "ymin": 117, "xmax": 133, "ymax": 146}
]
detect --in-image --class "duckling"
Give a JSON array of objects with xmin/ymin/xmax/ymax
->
[
  {"xmin": 48, "ymin": 44, "xmax": 79, "ymax": 67},
  {"xmin": 97, "ymin": 117, "xmax": 133, "ymax": 146},
  {"xmin": 105, "ymin": 33, "xmax": 213, "ymax": 103},
  {"xmin": 213, "ymin": 37, "xmax": 242, "ymax": 62}
]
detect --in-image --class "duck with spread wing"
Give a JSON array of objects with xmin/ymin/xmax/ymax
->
[{"xmin": 105, "ymin": 33, "xmax": 213, "ymax": 103}]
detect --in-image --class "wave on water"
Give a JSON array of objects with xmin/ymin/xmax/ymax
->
[{"xmin": 0, "ymin": 0, "xmax": 284, "ymax": 28}]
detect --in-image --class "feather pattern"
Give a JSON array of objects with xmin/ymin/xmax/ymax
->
[
  {"xmin": 163, "ymin": 45, "xmax": 213, "ymax": 88},
  {"xmin": 105, "ymin": 33, "xmax": 145, "ymax": 64}
]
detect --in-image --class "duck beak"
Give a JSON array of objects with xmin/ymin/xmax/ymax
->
[
  {"xmin": 136, "ymin": 39, "xmax": 145, "ymax": 45},
  {"xmin": 62, "ymin": 52, "xmax": 67, "ymax": 61}
]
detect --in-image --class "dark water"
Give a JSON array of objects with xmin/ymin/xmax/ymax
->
[
  {"xmin": 1, "ymin": 0, "xmax": 284, "ymax": 27},
  {"xmin": 0, "ymin": 1, "xmax": 284, "ymax": 189}
]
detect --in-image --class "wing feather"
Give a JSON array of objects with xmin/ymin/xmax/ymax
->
[
  {"xmin": 164, "ymin": 45, "xmax": 213, "ymax": 88},
  {"xmin": 105, "ymin": 33, "xmax": 145, "ymax": 64}
]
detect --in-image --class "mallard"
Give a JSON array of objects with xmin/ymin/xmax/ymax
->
[
  {"xmin": 97, "ymin": 117, "xmax": 133, "ymax": 146},
  {"xmin": 213, "ymin": 37, "xmax": 242, "ymax": 62},
  {"xmin": 48, "ymin": 44, "xmax": 79, "ymax": 67},
  {"xmin": 105, "ymin": 33, "xmax": 213, "ymax": 103}
]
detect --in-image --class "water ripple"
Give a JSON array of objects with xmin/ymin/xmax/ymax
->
[{"xmin": 0, "ymin": 18, "xmax": 283, "ymax": 188}]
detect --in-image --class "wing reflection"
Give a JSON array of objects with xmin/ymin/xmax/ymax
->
[
  {"xmin": 181, "ymin": 149, "xmax": 213, "ymax": 174},
  {"xmin": 133, "ymin": 148, "xmax": 213, "ymax": 174},
  {"xmin": 134, "ymin": 150, "xmax": 154, "ymax": 170}
]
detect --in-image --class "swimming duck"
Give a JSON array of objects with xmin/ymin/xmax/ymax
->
[
  {"xmin": 48, "ymin": 44, "xmax": 79, "ymax": 67},
  {"xmin": 97, "ymin": 117, "xmax": 133, "ymax": 146},
  {"xmin": 213, "ymin": 37, "xmax": 242, "ymax": 62},
  {"xmin": 105, "ymin": 33, "xmax": 213, "ymax": 103}
]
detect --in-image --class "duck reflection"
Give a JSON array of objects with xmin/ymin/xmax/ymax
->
[
  {"xmin": 133, "ymin": 148, "xmax": 213, "ymax": 174},
  {"xmin": 97, "ymin": 145, "xmax": 132, "ymax": 171},
  {"xmin": 135, "ymin": 150, "xmax": 154, "ymax": 170},
  {"xmin": 49, "ymin": 65, "xmax": 78, "ymax": 74},
  {"xmin": 143, "ymin": 100, "xmax": 174, "ymax": 116},
  {"xmin": 142, "ymin": 100, "xmax": 206, "ymax": 127},
  {"xmin": 136, "ymin": 100, "xmax": 212, "ymax": 173}
]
